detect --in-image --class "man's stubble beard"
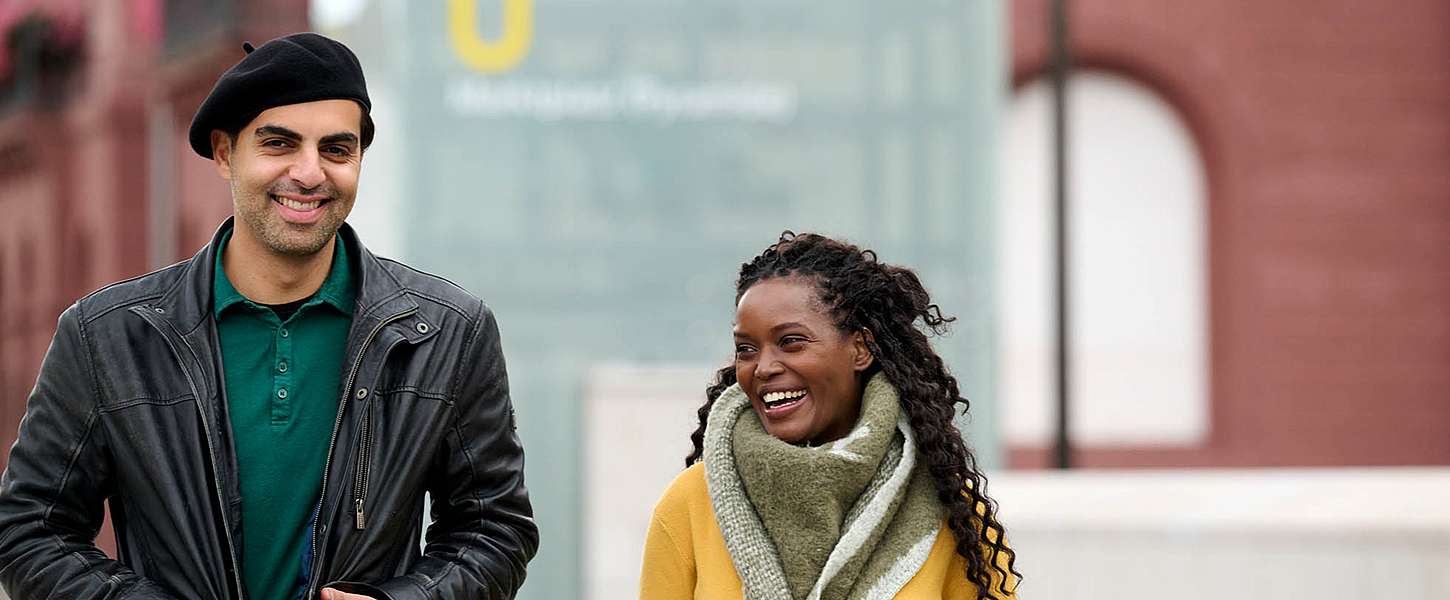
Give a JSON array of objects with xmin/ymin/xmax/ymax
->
[{"xmin": 232, "ymin": 180, "xmax": 350, "ymax": 258}]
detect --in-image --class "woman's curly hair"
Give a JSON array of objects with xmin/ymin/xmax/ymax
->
[{"xmin": 685, "ymin": 231, "xmax": 1020, "ymax": 599}]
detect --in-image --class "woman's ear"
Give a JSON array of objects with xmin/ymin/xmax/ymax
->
[{"xmin": 852, "ymin": 328, "xmax": 875, "ymax": 372}]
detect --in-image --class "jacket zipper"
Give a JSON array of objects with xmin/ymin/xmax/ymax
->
[
  {"xmin": 135, "ymin": 308, "xmax": 247, "ymax": 600},
  {"xmin": 353, "ymin": 398, "xmax": 374, "ymax": 529},
  {"xmin": 306, "ymin": 308, "xmax": 416, "ymax": 598},
  {"xmin": 352, "ymin": 331, "xmax": 406, "ymax": 531}
]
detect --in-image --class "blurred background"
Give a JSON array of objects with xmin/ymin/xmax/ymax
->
[{"xmin": 0, "ymin": 0, "xmax": 1446, "ymax": 598}]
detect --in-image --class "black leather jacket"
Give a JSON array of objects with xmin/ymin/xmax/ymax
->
[{"xmin": 0, "ymin": 220, "xmax": 537, "ymax": 599}]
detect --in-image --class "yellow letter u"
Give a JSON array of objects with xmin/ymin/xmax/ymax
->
[{"xmin": 448, "ymin": 0, "xmax": 533, "ymax": 74}]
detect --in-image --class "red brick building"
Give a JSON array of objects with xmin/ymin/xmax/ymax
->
[
  {"xmin": 0, "ymin": 0, "xmax": 306, "ymax": 485},
  {"xmin": 1007, "ymin": 0, "xmax": 1450, "ymax": 467}
]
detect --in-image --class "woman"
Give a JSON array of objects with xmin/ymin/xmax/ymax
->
[{"xmin": 639, "ymin": 232, "xmax": 1019, "ymax": 599}]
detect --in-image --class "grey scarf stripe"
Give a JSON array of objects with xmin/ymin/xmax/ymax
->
[
  {"xmin": 703, "ymin": 383, "xmax": 792, "ymax": 598},
  {"xmin": 703, "ymin": 375, "xmax": 944, "ymax": 600}
]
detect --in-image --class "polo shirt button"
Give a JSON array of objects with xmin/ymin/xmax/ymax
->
[
  {"xmin": 278, "ymin": 361, "xmax": 288, "ymax": 373},
  {"xmin": 279, "ymin": 328, "xmax": 289, "ymax": 338},
  {"xmin": 277, "ymin": 388, "xmax": 288, "ymax": 399}
]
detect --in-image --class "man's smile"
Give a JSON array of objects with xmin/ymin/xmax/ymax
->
[{"xmin": 271, "ymin": 193, "xmax": 332, "ymax": 223}]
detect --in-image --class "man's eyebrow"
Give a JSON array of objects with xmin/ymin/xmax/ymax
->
[
  {"xmin": 319, "ymin": 132, "xmax": 359, "ymax": 147},
  {"xmin": 253, "ymin": 125, "xmax": 302, "ymax": 141}
]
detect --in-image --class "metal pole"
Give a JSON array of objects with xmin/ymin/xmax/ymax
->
[{"xmin": 1050, "ymin": 0, "xmax": 1072, "ymax": 469}]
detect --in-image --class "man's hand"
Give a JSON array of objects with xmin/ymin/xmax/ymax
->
[{"xmin": 321, "ymin": 588, "xmax": 376, "ymax": 600}]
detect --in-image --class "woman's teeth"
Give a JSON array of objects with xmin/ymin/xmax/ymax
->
[{"xmin": 763, "ymin": 389, "xmax": 807, "ymax": 406}]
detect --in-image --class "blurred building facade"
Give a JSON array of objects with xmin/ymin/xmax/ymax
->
[
  {"xmin": 0, "ymin": 0, "xmax": 306, "ymax": 549},
  {"xmin": 0, "ymin": 0, "xmax": 307, "ymax": 460},
  {"xmin": 995, "ymin": 8, "xmax": 1450, "ymax": 597},
  {"xmin": 1001, "ymin": 0, "xmax": 1450, "ymax": 469},
  {"xmin": 318, "ymin": 3, "xmax": 1006, "ymax": 598}
]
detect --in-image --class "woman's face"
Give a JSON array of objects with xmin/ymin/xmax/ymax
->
[{"xmin": 732, "ymin": 277, "xmax": 873, "ymax": 445}]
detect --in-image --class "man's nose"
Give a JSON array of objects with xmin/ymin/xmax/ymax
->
[{"xmin": 287, "ymin": 148, "xmax": 326, "ymax": 189}]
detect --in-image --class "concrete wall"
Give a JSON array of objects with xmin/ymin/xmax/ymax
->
[
  {"xmin": 583, "ymin": 365, "xmax": 713, "ymax": 600},
  {"xmin": 991, "ymin": 468, "xmax": 1450, "ymax": 599}
]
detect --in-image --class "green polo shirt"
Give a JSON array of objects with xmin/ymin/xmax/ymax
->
[{"xmin": 214, "ymin": 229, "xmax": 355, "ymax": 600}]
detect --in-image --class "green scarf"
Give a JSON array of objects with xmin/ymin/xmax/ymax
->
[{"xmin": 704, "ymin": 373, "xmax": 945, "ymax": 600}]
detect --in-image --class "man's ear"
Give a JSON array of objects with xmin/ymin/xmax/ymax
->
[
  {"xmin": 852, "ymin": 328, "xmax": 875, "ymax": 372},
  {"xmin": 210, "ymin": 130, "xmax": 233, "ymax": 180}
]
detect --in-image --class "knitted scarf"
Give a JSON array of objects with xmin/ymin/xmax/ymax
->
[{"xmin": 704, "ymin": 373, "xmax": 944, "ymax": 600}]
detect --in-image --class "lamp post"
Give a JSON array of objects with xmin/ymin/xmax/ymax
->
[{"xmin": 1049, "ymin": 0, "xmax": 1072, "ymax": 470}]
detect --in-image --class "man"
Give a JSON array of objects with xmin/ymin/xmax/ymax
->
[{"xmin": 0, "ymin": 33, "xmax": 537, "ymax": 600}]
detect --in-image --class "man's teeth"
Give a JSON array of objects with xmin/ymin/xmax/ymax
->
[
  {"xmin": 277, "ymin": 196, "xmax": 321, "ymax": 211},
  {"xmin": 763, "ymin": 390, "xmax": 807, "ymax": 404}
]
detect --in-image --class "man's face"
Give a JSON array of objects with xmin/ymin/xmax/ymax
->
[{"xmin": 212, "ymin": 99, "xmax": 363, "ymax": 258}]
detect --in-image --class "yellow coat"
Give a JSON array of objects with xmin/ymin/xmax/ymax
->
[{"xmin": 639, "ymin": 463, "xmax": 1015, "ymax": 599}]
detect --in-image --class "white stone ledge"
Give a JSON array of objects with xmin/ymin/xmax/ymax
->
[{"xmin": 989, "ymin": 468, "xmax": 1450, "ymax": 600}]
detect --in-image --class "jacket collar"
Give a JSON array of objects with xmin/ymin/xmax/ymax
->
[
  {"xmin": 211, "ymin": 227, "xmax": 357, "ymax": 318},
  {"xmin": 153, "ymin": 217, "xmax": 420, "ymax": 335}
]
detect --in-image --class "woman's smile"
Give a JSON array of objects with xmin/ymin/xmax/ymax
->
[{"xmin": 759, "ymin": 388, "xmax": 808, "ymax": 418}]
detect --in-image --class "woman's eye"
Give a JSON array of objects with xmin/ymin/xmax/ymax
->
[
  {"xmin": 734, "ymin": 344, "xmax": 756, "ymax": 356},
  {"xmin": 780, "ymin": 335, "xmax": 807, "ymax": 347}
]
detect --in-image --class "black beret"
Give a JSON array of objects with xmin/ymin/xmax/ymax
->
[{"xmin": 188, "ymin": 32, "xmax": 373, "ymax": 159}]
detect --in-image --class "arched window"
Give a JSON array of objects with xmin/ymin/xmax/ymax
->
[{"xmin": 999, "ymin": 71, "xmax": 1208, "ymax": 447}]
